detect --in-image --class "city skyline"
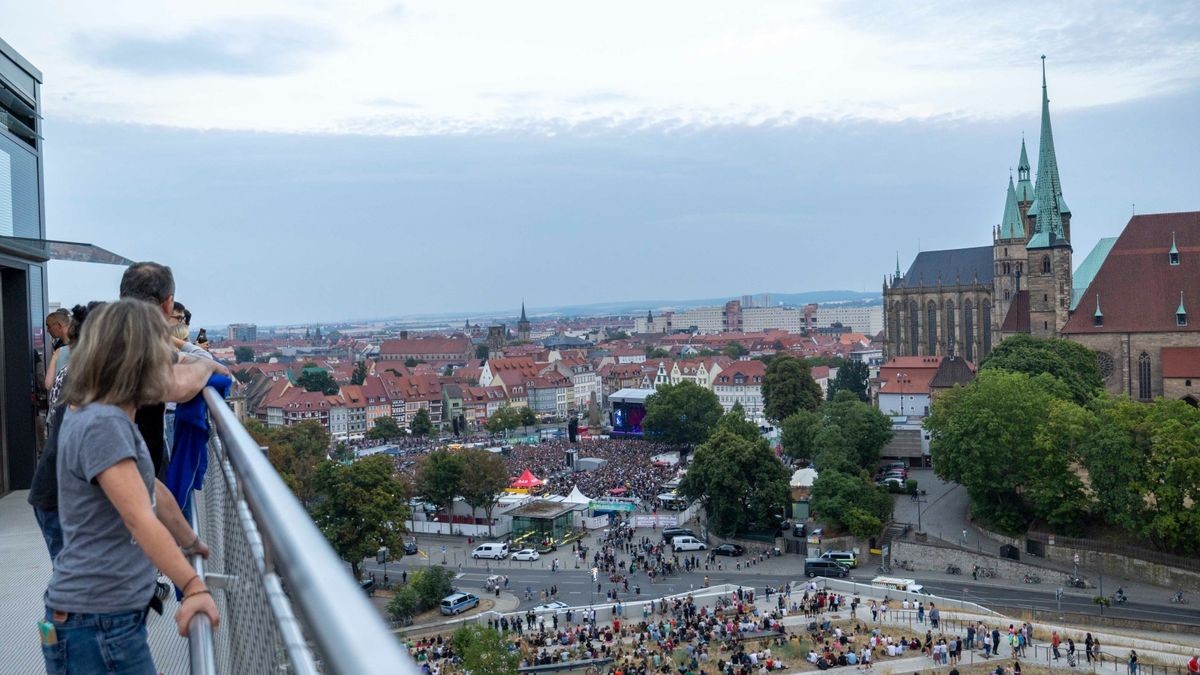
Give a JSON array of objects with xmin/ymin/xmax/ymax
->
[{"xmin": 4, "ymin": 3, "xmax": 1197, "ymax": 324}]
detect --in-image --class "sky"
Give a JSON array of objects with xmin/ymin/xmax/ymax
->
[{"xmin": 5, "ymin": 1, "xmax": 1199, "ymax": 326}]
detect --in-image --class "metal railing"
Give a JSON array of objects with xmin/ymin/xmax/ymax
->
[{"xmin": 193, "ymin": 386, "xmax": 417, "ymax": 674}]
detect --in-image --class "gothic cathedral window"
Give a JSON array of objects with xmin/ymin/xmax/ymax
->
[
  {"xmin": 945, "ymin": 301, "xmax": 956, "ymax": 357},
  {"xmin": 1138, "ymin": 352, "xmax": 1152, "ymax": 400},
  {"xmin": 964, "ymin": 300, "xmax": 975, "ymax": 362},
  {"xmin": 926, "ymin": 301, "xmax": 938, "ymax": 354},
  {"xmin": 908, "ymin": 301, "xmax": 920, "ymax": 356},
  {"xmin": 1042, "ymin": 256, "xmax": 1051, "ymax": 274},
  {"xmin": 982, "ymin": 301, "xmax": 992, "ymax": 354}
]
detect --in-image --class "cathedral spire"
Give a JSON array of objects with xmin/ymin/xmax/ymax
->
[
  {"xmin": 1028, "ymin": 56, "xmax": 1070, "ymax": 248},
  {"xmin": 999, "ymin": 173, "xmax": 1024, "ymax": 240},
  {"xmin": 1015, "ymin": 137, "xmax": 1035, "ymax": 203},
  {"xmin": 520, "ymin": 301, "xmax": 528, "ymax": 322}
]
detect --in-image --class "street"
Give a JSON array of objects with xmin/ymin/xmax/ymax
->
[{"xmin": 360, "ymin": 553, "xmax": 1200, "ymax": 627}]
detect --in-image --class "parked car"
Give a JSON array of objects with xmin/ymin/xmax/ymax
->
[
  {"xmin": 793, "ymin": 522, "xmax": 807, "ymax": 538},
  {"xmin": 402, "ymin": 540, "xmax": 418, "ymax": 555},
  {"xmin": 876, "ymin": 476, "xmax": 905, "ymax": 488},
  {"xmin": 661, "ymin": 527, "xmax": 697, "ymax": 544},
  {"xmin": 804, "ymin": 559, "xmax": 850, "ymax": 578},
  {"xmin": 712, "ymin": 543, "xmax": 745, "ymax": 557},
  {"xmin": 820, "ymin": 550, "xmax": 858, "ymax": 568},
  {"xmin": 511, "ymin": 548, "xmax": 540, "ymax": 561},
  {"xmin": 440, "ymin": 592, "xmax": 480, "ymax": 615},
  {"xmin": 671, "ymin": 535, "xmax": 707, "ymax": 551},
  {"xmin": 472, "ymin": 542, "xmax": 509, "ymax": 559}
]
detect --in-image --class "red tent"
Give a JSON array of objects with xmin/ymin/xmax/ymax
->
[{"xmin": 510, "ymin": 469, "xmax": 543, "ymax": 488}]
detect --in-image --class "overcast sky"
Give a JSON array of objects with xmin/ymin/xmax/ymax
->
[{"xmin": 6, "ymin": 1, "xmax": 1199, "ymax": 326}]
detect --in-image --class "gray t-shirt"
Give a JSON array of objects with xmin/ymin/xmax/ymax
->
[{"xmin": 47, "ymin": 403, "xmax": 157, "ymax": 613}]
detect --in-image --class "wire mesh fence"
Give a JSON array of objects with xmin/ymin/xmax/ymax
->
[{"xmin": 195, "ymin": 430, "xmax": 318, "ymax": 673}]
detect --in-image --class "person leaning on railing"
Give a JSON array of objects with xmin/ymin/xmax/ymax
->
[{"xmin": 39, "ymin": 299, "xmax": 220, "ymax": 674}]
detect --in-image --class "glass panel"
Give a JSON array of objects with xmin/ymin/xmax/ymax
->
[
  {"xmin": 0, "ymin": 132, "xmax": 40, "ymax": 238},
  {"xmin": 28, "ymin": 263, "xmax": 44, "ymax": 363}
]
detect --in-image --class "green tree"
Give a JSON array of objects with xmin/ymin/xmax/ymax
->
[
  {"xmin": 234, "ymin": 346, "xmax": 255, "ymax": 363},
  {"xmin": 404, "ymin": 357, "xmax": 422, "ymax": 368},
  {"xmin": 809, "ymin": 470, "xmax": 892, "ymax": 534},
  {"xmin": 367, "ymin": 415, "xmax": 402, "ymax": 440},
  {"xmin": 519, "ymin": 406, "xmax": 537, "ymax": 431},
  {"xmin": 925, "ymin": 369, "xmax": 1075, "ymax": 533},
  {"xmin": 487, "ymin": 405, "xmax": 520, "ymax": 436},
  {"xmin": 980, "ymin": 334, "xmax": 1102, "ymax": 404},
  {"xmin": 1027, "ymin": 398, "xmax": 1095, "ymax": 533},
  {"xmin": 780, "ymin": 410, "xmax": 821, "ymax": 463},
  {"xmin": 297, "ymin": 365, "xmax": 340, "ymax": 395},
  {"xmin": 827, "ymin": 360, "xmax": 870, "ymax": 402},
  {"xmin": 416, "ymin": 449, "xmax": 465, "ymax": 534},
  {"xmin": 824, "ymin": 391, "xmax": 894, "ymax": 468},
  {"xmin": 410, "ymin": 565, "xmax": 457, "ymax": 609},
  {"xmin": 232, "ymin": 369, "xmax": 253, "ymax": 384},
  {"xmin": 723, "ymin": 341, "xmax": 747, "ymax": 359},
  {"xmin": 607, "ymin": 330, "xmax": 630, "ymax": 341},
  {"xmin": 810, "ymin": 425, "xmax": 859, "ymax": 475},
  {"xmin": 452, "ymin": 625, "xmax": 520, "ymax": 675},
  {"xmin": 252, "ymin": 420, "xmax": 330, "ymax": 505},
  {"xmin": 761, "ymin": 355, "xmax": 824, "ymax": 423},
  {"xmin": 645, "ymin": 346, "xmax": 669, "ymax": 359},
  {"xmin": 311, "ymin": 454, "xmax": 410, "ymax": 580},
  {"xmin": 678, "ymin": 428, "xmax": 790, "ymax": 536},
  {"xmin": 410, "ymin": 408, "xmax": 434, "ymax": 437},
  {"xmin": 714, "ymin": 403, "xmax": 761, "ymax": 442},
  {"xmin": 643, "ymin": 381, "xmax": 724, "ymax": 447},
  {"xmin": 475, "ymin": 344, "xmax": 489, "ymax": 360},
  {"xmin": 351, "ymin": 361, "xmax": 368, "ymax": 385},
  {"xmin": 458, "ymin": 449, "xmax": 511, "ymax": 536},
  {"xmin": 386, "ymin": 586, "xmax": 420, "ymax": 622}
]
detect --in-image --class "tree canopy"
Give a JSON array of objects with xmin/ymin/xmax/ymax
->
[
  {"xmin": 351, "ymin": 361, "xmax": 368, "ymax": 385},
  {"xmin": 367, "ymin": 416, "xmax": 402, "ymax": 440},
  {"xmin": 452, "ymin": 625, "xmax": 520, "ymax": 675},
  {"xmin": 809, "ymin": 470, "xmax": 893, "ymax": 537},
  {"xmin": 761, "ymin": 355, "xmax": 824, "ymax": 423},
  {"xmin": 826, "ymin": 360, "xmax": 870, "ymax": 402},
  {"xmin": 678, "ymin": 416, "xmax": 790, "ymax": 536},
  {"xmin": 251, "ymin": 420, "xmax": 330, "ymax": 505},
  {"xmin": 409, "ymin": 408, "xmax": 434, "ymax": 437},
  {"xmin": 457, "ymin": 448, "xmax": 511, "ymax": 536},
  {"xmin": 416, "ymin": 449, "xmax": 465, "ymax": 532},
  {"xmin": 780, "ymin": 410, "xmax": 821, "ymax": 463},
  {"xmin": 234, "ymin": 346, "xmax": 255, "ymax": 363},
  {"xmin": 823, "ymin": 391, "xmax": 894, "ymax": 468},
  {"xmin": 642, "ymin": 381, "xmax": 724, "ymax": 447},
  {"xmin": 980, "ymin": 334, "xmax": 1102, "ymax": 404},
  {"xmin": 311, "ymin": 454, "xmax": 410, "ymax": 579},
  {"xmin": 297, "ymin": 365, "xmax": 340, "ymax": 395},
  {"xmin": 487, "ymin": 405, "xmax": 521, "ymax": 436}
]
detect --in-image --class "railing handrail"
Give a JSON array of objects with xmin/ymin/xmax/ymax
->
[
  {"xmin": 203, "ymin": 387, "xmax": 417, "ymax": 675},
  {"xmin": 185, "ymin": 500, "xmax": 216, "ymax": 675}
]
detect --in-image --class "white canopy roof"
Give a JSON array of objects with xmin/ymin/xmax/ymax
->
[
  {"xmin": 563, "ymin": 485, "xmax": 591, "ymax": 505},
  {"xmin": 790, "ymin": 467, "xmax": 818, "ymax": 488}
]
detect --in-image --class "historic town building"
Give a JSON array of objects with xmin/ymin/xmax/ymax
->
[{"xmin": 884, "ymin": 59, "xmax": 1074, "ymax": 362}]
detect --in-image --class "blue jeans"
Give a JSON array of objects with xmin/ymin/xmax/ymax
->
[
  {"xmin": 41, "ymin": 607, "xmax": 155, "ymax": 674},
  {"xmin": 33, "ymin": 506, "xmax": 64, "ymax": 561}
]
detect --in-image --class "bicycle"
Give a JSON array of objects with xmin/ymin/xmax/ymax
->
[
  {"xmin": 977, "ymin": 567, "xmax": 997, "ymax": 578},
  {"xmin": 946, "ymin": 564, "xmax": 962, "ymax": 575},
  {"xmin": 898, "ymin": 559, "xmax": 915, "ymax": 571},
  {"xmin": 878, "ymin": 564, "xmax": 893, "ymax": 574},
  {"xmin": 1022, "ymin": 574, "xmax": 1041, "ymax": 584}
]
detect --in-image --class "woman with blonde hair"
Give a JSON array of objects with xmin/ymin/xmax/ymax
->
[{"xmin": 40, "ymin": 298, "xmax": 219, "ymax": 673}]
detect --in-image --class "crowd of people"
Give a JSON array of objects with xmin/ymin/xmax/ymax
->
[
  {"xmin": 504, "ymin": 439, "xmax": 680, "ymax": 501},
  {"xmin": 29, "ymin": 262, "xmax": 227, "ymax": 673}
]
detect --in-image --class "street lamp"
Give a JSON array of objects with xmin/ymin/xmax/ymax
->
[{"xmin": 377, "ymin": 546, "xmax": 390, "ymax": 587}]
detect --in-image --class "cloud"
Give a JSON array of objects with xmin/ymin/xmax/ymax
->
[{"xmin": 74, "ymin": 18, "xmax": 337, "ymax": 77}]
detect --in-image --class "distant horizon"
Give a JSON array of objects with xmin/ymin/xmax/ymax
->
[{"xmin": 187, "ymin": 288, "xmax": 883, "ymax": 332}]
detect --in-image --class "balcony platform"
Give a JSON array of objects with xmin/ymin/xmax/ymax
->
[{"xmin": 0, "ymin": 490, "xmax": 189, "ymax": 673}]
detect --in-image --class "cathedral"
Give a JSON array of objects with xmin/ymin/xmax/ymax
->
[{"xmin": 884, "ymin": 58, "xmax": 1073, "ymax": 362}]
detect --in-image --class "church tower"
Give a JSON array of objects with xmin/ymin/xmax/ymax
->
[
  {"xmin": 1025, "ymin": 57, "xmax": 1074, "ymax": 337},
  {"xmin": 517, "ymin": 302, "xmax": 531, "ymax": 342}
]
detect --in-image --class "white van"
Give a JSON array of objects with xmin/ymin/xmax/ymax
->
[
  {"xmin": 672, "ymin": 535, "xmax": 707, "ymax": 551},
  {"xmin": 870, "ymin": 576, "xmax": 928, "ymax": 595},
  {"xmin": 472, "ymin": 542, "xmax": 509, "ymax": 560}
]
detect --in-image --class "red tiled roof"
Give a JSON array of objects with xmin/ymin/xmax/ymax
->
[
  {"xmin": 878, "ymin": 356, "xmax": 945, "ymax": 395},
  {"xmin": 1162, "ymin": 347, "xmax": 1200, "ymax": 378},
  {"xmin": 1063, "ymin": 211, "xmax": 1200, "ymax": 334},
  {"xmin": 713, "ymin": 360, "xmax": 766, "ymax": 385},
  {"xmin": 380, "ymin": 336, "xmax": 472, "ymax": 356},
  {"xmin": 1001, "ymin": 290, "xmax": 1031, "ymax": 333}
]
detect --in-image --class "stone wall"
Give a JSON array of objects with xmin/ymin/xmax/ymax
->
[
  {"xmin": 891, "ymin": 540, "xmax": 1081, "ymax": 587},
  {"xmin": 1040, "ymin": 543, "xmax": 1200, "ymax": 593}
]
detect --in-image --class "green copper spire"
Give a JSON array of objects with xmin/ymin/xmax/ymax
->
[
  {"xmin": 999, "ymin": 173, "xmax": 1025, "ymax": 239},
  {"xmin": 1094, "ymin": 294, "xmax": 1103, "ymax": 318},
  {"xmin": 1015, "ymin": 137, "xmax": 1035, "ymax": 202},
  {"xmin": 1028, "ymin": 56, "xmax": 1070, "ymax": 249},
  {"xmin": 1178, "ymin": 291, "xmax": 1187, "ymax": 316}
]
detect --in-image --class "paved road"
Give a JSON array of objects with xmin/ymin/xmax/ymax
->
[{"xmin": 361, "ymin": 553, "xmax": 1200, "ymax": 627}]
